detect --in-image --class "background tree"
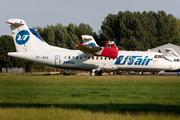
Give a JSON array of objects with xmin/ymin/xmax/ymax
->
[
  {"xmin": 0, "ymin": 35, "xmax": 26, "ymax": 68},
  {"xmin": 100, "ymin": 10, "xmax": 180, "ymax": 50}
]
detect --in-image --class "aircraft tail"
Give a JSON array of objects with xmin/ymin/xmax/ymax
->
[
  {"xmin": 165, "ymin": 48, "xmax": 180, "ymax": 57},
  {"xmin": 7, "ymin": 19, "xmax": 59, "ymax": 52},
  {"xmin": 81, "ymin": 35, "xmax": 99, "ymax": 47}
]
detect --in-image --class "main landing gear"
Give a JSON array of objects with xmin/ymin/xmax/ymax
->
[
  {"xmin": 90, "ymin": 69, "xmax": 116, "ymax": 76},
  {"xmin": 109, "ymin": 71, "xmax": 116, "ymax": 76},
  {"xmin": 90, "ymin": 69, "xmax": 102, "ymax": 76}
]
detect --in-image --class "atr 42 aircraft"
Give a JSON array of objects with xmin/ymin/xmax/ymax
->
[
  {"xmin": 164, "ymin": 48, "xmax": 180, "ymax": 75},
  {"xmin": 6, "ymin": 19, "xmax": 180, "ymax": 76},
  {"xmin": 164, "ymin": 48, "xmax": 180, "ymax": 61}
]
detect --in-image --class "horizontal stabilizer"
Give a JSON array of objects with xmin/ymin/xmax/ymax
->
[
  {"xmin": 6, "ymin": 21, "xmax": 24, "ymax": 26},
  {"xmin": 76, "ymin": 44, "xmax": 102, "ymax": 53}
]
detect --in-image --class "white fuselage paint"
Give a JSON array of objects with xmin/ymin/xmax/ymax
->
[{"xmin": 8, "ymin": 49, "xmax": 176, "ymax": 72}]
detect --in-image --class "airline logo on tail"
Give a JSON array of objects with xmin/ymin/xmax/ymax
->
[{"xmin": 16, "ymin": 30, "xmax": 30, "ymax": 45}]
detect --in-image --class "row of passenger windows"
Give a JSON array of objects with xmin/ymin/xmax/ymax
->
[{"xmin": 64, "ymin": 56, "xmax": 115, "ymax": 60}]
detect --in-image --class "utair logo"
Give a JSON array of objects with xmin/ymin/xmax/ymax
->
[
  {"xmin": 63, "ymin": 61, "xmax": 75, "ymax": 64},
  {"xmin": 16, "ymin": 30, "xmax": 30, "ymax": 45},
  {"xmin": 115, "ymin": 55, "xmax": 153, "ymax": 66}
]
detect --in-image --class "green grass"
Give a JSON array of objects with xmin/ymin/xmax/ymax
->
[{"xmin": 0, "ymin": 74, "xmax": 180, "ymax": 119}]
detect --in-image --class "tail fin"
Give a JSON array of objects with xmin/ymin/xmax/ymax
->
[
  {"xmin": 7, "ymin": 19, "xmax": 59, "ymax": 52},
  {"xmin": 165, "ymin": 48, "xmax": 179, "ymax": 57},
  {"xmin": 81, "ymin": 35, "xmax": 99, "ymax": 47}
]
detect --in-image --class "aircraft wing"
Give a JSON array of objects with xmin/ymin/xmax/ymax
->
[{"xmin": 76, "ymin": 44, "xmax": 102, "ymax": 53}]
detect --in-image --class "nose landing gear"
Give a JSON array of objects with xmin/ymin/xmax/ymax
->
[{"xmin": 90, "ymin": 69, "xmax": 116, "ymax": 76}]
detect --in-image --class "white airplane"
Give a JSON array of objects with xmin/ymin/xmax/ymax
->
[
  {"xmin": 6, "ymin": 19, "xmax": 180, "ymax": 76},
  {"xmin": 165, "ymin": 48, "xmax": 180, "ymax": 61},
  {"xmin": 164, "ymin": 48, "xmax": 180, "ymax": 75}
]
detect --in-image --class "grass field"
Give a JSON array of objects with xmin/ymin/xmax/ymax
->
[{"xmin": 0, "ymin": 73, "xmax": 180, "ymax": 119}]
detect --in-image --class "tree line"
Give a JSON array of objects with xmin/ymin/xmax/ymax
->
[
  {"xmin": 1, "ymin": 10, "xmax": 180, "ymax": 72},
  {"xmin": 100, "ymin": 11, "xmax": 180, "ymax": 50}
]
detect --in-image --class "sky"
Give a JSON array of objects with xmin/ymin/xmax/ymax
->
[{"xmin": 1, "ymin": 0, "xmax": 180, "ymax": 36}]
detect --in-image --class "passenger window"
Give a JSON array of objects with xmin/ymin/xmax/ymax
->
[
  {"xmin": 76, "ymin": 56, "xmax": 78, "ymax": 59},
  {"xmin": 92, "ymin": 57, "xmax": 94, "ymax": 60},
  {"xmin": 64, "ymin": 56, "xmax": 67, "ymax": 59},
  {"xmin": 80, "ymin": 56, "xmax": 82, "ymax": 59},
  {"xmin": 84, "ymin": 56, "xmax": 86, "ymax": 60},
  {"xmin": 101, "ymin": 57, "xmax": 103, "ymax": 60},
  {"xmin": 96, "ymin": 57, "xmax": 98, "ymax": 60},
  {"xmin": 68, "ymin": 56, "xmax": 71, "ymax": 59}
]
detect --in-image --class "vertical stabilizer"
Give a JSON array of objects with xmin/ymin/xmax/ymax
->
[
  {"xmin": 7, "ymin": 19, "xmax": 39, "ymax": 52},
  {"xmin": 7, "ymin": 19, "xmax": 60, "ymax": 52}
]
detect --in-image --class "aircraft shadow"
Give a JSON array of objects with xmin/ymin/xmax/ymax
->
[{"xmin": 0, "ymin": 102, "xmax": 179, "ymax": 115}]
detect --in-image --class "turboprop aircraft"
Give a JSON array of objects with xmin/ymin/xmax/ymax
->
[
  {"xmin": 164, "ymin": 48, "xmax": 180, "ymax": 75},
  {"xmin": 6, "ymin": 19, "xmax": 180, "ymax": 76},
  {"xmin": 164, "ymin": 48, "xmax": 180, "ymax": 61}
]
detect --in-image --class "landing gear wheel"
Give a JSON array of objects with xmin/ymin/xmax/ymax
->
[
  {"xmin": 109, "ymin": 71, "xmax": 115, "ymax": 76},
  {"xmin": 90, "ymin": 72, "xmax": 96, "ymax": 76},
  {"xmin": 138, "ymin": 71, "xmax": 144, "ymax": 75}
]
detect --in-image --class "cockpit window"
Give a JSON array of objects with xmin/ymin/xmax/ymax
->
[
  {"xmin": 160, "ymin": 55, "xmax": 166, "ymax": 59},
  {"xmin": 162, "ymin": 55, "xmax": 171, "ymax": 61},
  {"xmin": 154, "ymin": 55, "xmax": 170, "ymax": 61}
]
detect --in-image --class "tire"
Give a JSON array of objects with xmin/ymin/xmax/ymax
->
[
  {"xmin": 90, "ymin": 72, "xmax": 95, "ymax": 76},
  {"xmin": 109, "ymin": 72, "xmax": 115, "ymax": 76}
]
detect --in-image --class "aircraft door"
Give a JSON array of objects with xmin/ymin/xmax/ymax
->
[
  {"xmin": 128, "ymin": 56, "xmax": 133, "ymax": 64},
  {"xmin": 55, "ymin": 55, "xmax": 61, "ymax": 66}
]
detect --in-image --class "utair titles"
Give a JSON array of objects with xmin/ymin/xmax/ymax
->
[{"xmin": 115, "ymin": 55, "xmax": 153, "ymax": 65}]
